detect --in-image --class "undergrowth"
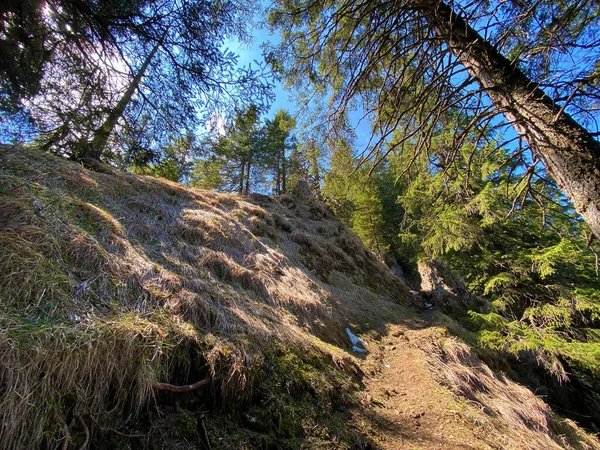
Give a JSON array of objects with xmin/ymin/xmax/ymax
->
[{"xmin": 423, "ymin": 328, "xmax": 600, "ymax": 450}]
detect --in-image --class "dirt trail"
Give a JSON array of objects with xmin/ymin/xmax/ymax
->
[
  {"xmin": 344, "ymin": 311, "xmax": 600, "ymax": 450},
  {"xmin": 350, "ymin": 317, "xmax": 496, "ymax": 450}
]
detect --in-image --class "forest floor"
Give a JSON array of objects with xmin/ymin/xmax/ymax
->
[{"xmin": 351, "ymin": 316, "xmax": 493, "ymax": 450}]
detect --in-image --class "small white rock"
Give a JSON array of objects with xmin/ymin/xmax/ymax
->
[
  {"xmin": 346, "ymin": 327, "xmax": 368, "ymax": 347},
  {"xmin": 352, "ymin": 345, "xmax": 367, "ymax": 353}
]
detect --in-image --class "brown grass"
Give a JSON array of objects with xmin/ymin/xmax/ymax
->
[
  {"xmin": 70, "ymin": 199, "xmax": 125, "ymax": 235},
  {"xmin": 425, "ymin": 335, "xmax": 600, "ymax": 450},
  {"xmin": 1, "ymin": 146, "xmax": 593, "ymax": 449},
  {"xmin": 272, "ymin": 212, "xmax": 293, "ymax": 232},
  {"xmin": 0, "ymin": 147, "xmax": 400, "ymax": 448}
]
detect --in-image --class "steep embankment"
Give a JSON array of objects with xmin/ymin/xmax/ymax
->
[{"xmin": 0, "ymin": 145, "xmax": 597, "ymax": 449}]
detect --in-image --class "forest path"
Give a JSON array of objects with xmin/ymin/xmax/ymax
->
[{"xmin": 349, "ymin": 316, "xmax": 499, "ymax": 450}]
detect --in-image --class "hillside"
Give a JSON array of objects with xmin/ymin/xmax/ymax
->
[{"xmin": 1, "ymin": 144, "xmax": 598, "ymax": 450}]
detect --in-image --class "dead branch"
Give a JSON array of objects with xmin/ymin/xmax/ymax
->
[{"xmin": 153, "ymin": 378, "xmax": 209, "ymax": 393}]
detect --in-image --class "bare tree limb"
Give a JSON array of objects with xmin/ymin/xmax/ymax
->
[{"xmin": 153, "ymin": 378, "xmax": 209, "ymax": 393}]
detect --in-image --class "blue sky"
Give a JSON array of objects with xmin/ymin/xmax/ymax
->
[
  {"xmin": 229, "ymin": 4, "xmax": 600, "ymax": 167},
  {"xmin": 227, "ymin": 26, "xmax": 293, "ymax": 116},
  {"xmin": 225, "ymin": 19, "xmax": 374, "ymax": 151}
]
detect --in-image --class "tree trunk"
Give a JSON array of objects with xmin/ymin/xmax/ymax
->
[
  {"xmin": 84, "ymin": 39, "xmax": 162, "ymax": 160},
  {"xmin": 275, "ymin": 151, "xmax": 281, "ymax": 195},
  {"xmin": 245, "ymin": 154, "xmax": 252, "ymax": 194},
  {"xmin": 239, "ymin": 160, "xmax": 246, "ymax": 195},
  {"xmin": 281, "ymin": 146, "xmax": 287, "ymax": 193},
  {"xmin": 416, "ymin": 0, "xmax": 600, "ymax": 239},
  {"xmin": 310, "ymin": 149, "xmax": 320, "ymax": 192}
]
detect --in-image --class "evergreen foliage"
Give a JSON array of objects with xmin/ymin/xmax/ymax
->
[
  {"xmin": 264, "ymin": 110, "xmax": 297, "ymax": 194},
  {"xmin": 127, "ymin": 134, "xmax": 196, "ymax": 182},
  {"xmin": 191, "ymin": 108, "xmax": 308, "ymax": 195},
  {"xmin": 322, "ymin": 140, "xmax": 404, "ymax": 260},
  {"xmin": 266, "ymin": 0, "xmax": 600, "ymax": 240},
  {"xmin": 323, "ymin": 119, "xmax": 600, "ymax": 383},
  {"xmin": 1, "ymin": 0, "xmax": 273, "ymax": 161}
]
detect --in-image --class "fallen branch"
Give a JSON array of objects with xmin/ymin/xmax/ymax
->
[{"xmin": 153, "ymin": 378, "xmax": 209, "ymax": 393}]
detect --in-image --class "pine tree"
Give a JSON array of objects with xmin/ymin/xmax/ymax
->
[
  {"xmin": 191, "ymin": 106, "xmax": 263, "ymax": 194},
  {"xmin": 381, "ymin": 120, "xmax": 600, "ymax": 387},
  {"xmin": 1, "ymin": 0, "xmax": 273, "ymax": 162},
  {"xmin": 263, "ymin": 109, "xmax": 296, "ymax": 194},
  {"xmin": 322, "ymin": 139, "xmax": 404, "ymax": 259},
  {"xmin": 267, "ymin": 0, "xmax": 600, "ymax": 238}
]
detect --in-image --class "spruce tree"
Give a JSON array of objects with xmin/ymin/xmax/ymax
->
[{"xmin": 267, "ymin": 0, "xmax": 600, "ymax": 238}]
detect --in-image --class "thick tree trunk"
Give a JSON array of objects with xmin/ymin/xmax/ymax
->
[
  {"xmin": 417, "ymin": 0, "xmax": 600, "ymax": 239},
  {"xmin": 84, "ymin": 39, "xmax": 162, "ymax": 160}
]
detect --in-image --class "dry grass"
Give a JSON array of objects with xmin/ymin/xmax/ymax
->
[
  {"xmin": 0, "ymin": 146, "xmax": 410, "ymax": 449},
  {"xmin": 425, "ymin": 335, "xmax": 600, "ymax": 450},
  {"xmin": 1, "ymin": 146, "xmax": 594, "ymax": 449},
  {"xmin": 0, "ymin": 312, "xmax": 197, "ymax": 447}
]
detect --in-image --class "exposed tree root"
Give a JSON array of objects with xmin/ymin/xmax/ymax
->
[
  {"xmin": 75, "ymin": 415, "xmax": 89, "ymax": 450},
  {"xmin": 153, "ymin": 378, "xmax": 209, "ymax": 393}
]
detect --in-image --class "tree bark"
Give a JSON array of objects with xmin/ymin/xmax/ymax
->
[
  {"xmin": 416, "ymin": 0, "xmax": 600, "ymax": 239},
  {"xmin": 84, "ymin": 38, "xmax": 162, "ymax": 160},
  {"xmin": 239, "ymin": 159, "xmax": 246, "ymax": 194},
  {"xmin": 281, "ymin": 146, "xmax": 287, "ymax": 193},
  {"xmin": 275, "ymin": 151, "xmax": 281, "ymax": 195},
  {"xmin": 310, "ymin": 149, "xmax": 320, "ymax": 191},
  {"xmin": 245, "ymin": 154, "xmax": 252, "ymax": 194}
]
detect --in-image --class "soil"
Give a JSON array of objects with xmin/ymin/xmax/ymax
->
[{"xmin": 350, "ymin": 315, "xmax": 498, "ymax": 450}]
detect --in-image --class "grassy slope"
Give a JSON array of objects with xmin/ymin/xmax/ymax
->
[
  {"xmin": 0, "ymin": 145, "xmax": 598, "ymax": 449},
  {"xmin": 0, "ymin": 145, "xmax": 412, "ymax": 449}
]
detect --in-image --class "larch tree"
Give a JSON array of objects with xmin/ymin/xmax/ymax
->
[{"xmin": 267, "ymin": 0, "xmax": 600, "ymax": 238}]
